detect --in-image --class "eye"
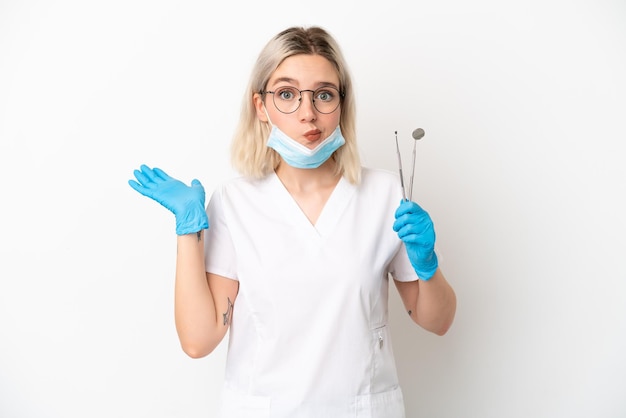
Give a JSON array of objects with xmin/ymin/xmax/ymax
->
[
  {"xmin": 315, "ymin": 88, "xmax": 336, "ymax": 102},
  {"xmin": 275, "ymin": 87, "xmax": 298, "ymax": 101}
]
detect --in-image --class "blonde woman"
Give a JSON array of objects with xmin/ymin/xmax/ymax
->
[{"xmin": 129, "ymin": 26, "xmax": 456, "ymax": 418}]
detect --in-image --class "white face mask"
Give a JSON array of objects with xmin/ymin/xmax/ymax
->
[{"xmin": 264, "ymin": 108, "xmax": 345, "ymax": 169}]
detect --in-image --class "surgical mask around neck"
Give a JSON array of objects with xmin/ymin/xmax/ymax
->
[
  {"xmin": 266, "ymin": 125, "xmax": 345, "ymax": 169},
  {"xmin": 264, "ymin": 108, "xmax": 345, "ymax": 169}
]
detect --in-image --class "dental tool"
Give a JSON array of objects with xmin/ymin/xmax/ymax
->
[
  {"xmin": 394, "ymin": 128, "xmax": 425, "ymax": 201},
  {"xmin": 408, "ymin": 128, "xmax": 425, "ymax": 201},
  {"xmin": 394, "ymin": 130, "xmax": 407, "ymax": 201}
]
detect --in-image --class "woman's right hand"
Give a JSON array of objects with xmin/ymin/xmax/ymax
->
[{"xmin": 129, "ymin": 164, "xmax": 209, "ymax": 235}]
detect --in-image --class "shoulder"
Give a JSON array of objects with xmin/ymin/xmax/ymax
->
[
  {"xmin": 207, "ymin": 175, "xmax": 274, "ymax": 221},
  {"xmin": 210, "ymin": 174, "xmax": 275, "ymax": 204},
  {"xmin": 214, "ymin": 174, "xmax": 272, "ymax": 191},
  {"xmin": 354, "ymin": 166, "xmax": 403, "ymax": 202},
  {"xmin": 360, "ymin": 166, "xmax": 401, "ymax": 187}
]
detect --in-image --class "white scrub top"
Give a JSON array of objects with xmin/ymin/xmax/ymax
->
[{"xmin": 204, "ymin": 167, "xmax": 419, "ymax": 418}]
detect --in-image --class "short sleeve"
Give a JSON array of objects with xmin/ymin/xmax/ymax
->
[
  {"xmin": 204, "ymin": 186, "xmax": 238, "ymax": 280},
  {"xmin": 388, "ymin": 243, "xmax": 419, "ymax": 282},
  {"xmin": 389, "ymin": 244, "xmax": 444, "ymax": 282}
]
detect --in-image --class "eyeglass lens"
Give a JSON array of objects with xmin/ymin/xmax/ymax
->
[{"xmin": 270, "ymin": 86, "xmax": 341, "ymax": 114}]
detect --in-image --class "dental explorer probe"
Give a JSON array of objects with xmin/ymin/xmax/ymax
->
[
  {"xmin": 408, "ymin": 128, "xmax": 425, "ymax": 201},
  {"xmin": 394, "ymin": 130, "xmax": 407, "ymax": 201}
]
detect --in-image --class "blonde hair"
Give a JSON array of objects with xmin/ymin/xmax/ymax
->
[{"xmin": 230, "ymin": 26, "xmax": 361, "ymax": 184}]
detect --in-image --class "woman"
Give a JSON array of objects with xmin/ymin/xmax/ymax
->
[{"xmin": 129, "ymin": 25, "xmax": 456, "ymax": 418}]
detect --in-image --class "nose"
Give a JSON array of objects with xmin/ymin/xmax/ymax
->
[{"xmin": 298, "ymin": 90, "xmax": 317, "ymax": 121}]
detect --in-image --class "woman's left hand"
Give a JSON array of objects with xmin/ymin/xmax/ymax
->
[{"xmin": 393, "ymin": 200, "xmax": 438, "ymax": 280}]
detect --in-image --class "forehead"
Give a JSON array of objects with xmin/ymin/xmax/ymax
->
[{"xmin": 268, "ymin": 54, "xmax": 339, "ymax": 87}]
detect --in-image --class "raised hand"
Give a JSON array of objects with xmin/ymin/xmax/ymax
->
[
  {"xmin": 393, "ymin": 200, "xmax": 438, "ymax": 280},
  {"xmin": 129, "ymin": 164, "xmax": 209, "ymax": 235}
]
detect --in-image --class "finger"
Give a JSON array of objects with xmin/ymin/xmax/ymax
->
[
  {"xmin": 394, "ymin": 210, "xmax": 431, "ymax": 233},
  {"xmin": 133, "ymin": 168, "xmax": 155, "ymax": 187},
  {"xmin": 393, "ymin": 211, "xmax": 421, "ymax": 232},
  {"xmin": 394, "ymin": 200, "xmax": 411, "ymax": 218},
  {"xmin": 396, "ymin": 221, "xmax": 431, "ymax": 240},
  {"xmin": 400, "ymin": 229, "xmax": 435, "ymax": 245},
  {"xmin": 152, "ymin": 167, "xmax": 172, "ymax": 182},
  {"xmin": 128, "ymin": 179, "xmax": 153, "ymax": 198},
  {"xmin": 392, "ymin": 216, "xmax": 405, "ymax": 232},
  {"xmin": 398, "ymin": 229, "xmax": 435, "ymax": 248},
  {"xmin": 138, "ymin": 164, "xmax": 154, "ymax": 177},
  {"xmin": 142, "ymin": 165, "xmax": 165, "ymax": 184},
  {"xmin": 394, "ymin": 200, "xmax": 424, "ymax": 218},
  {"xmin": 191, "ymin": 179, "xmax": 204, "ymax": 189},
  {"xmin": 128, "ymin": 179, "xmax": 142, "ymax": 191}
]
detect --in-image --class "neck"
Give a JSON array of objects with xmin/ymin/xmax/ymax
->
[{"xmin": 275, "ymin": 158, "xmax": 340, "ymax": 193}]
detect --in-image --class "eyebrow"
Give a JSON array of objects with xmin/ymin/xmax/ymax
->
[{"xmin": 269, "ymin": 77, "xmax": 340, "ymax": 90}]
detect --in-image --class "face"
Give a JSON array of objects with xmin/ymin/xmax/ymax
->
[{"xmin": 254, "ymin": 54, "xmax": 341, "ymax": 150}]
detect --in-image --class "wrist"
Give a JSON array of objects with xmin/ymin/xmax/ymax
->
[
  {"xmin": 175, "ymin": 204, "xmax": 209, "ymax": 235},
  {"xmin": 412, "ymin": 251, "xmax": 438, "ymax": 281}
]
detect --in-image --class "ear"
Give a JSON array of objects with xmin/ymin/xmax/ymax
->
[{"xmin": 253, "ymin": 93, "xmax": 268, "ymax": 122}]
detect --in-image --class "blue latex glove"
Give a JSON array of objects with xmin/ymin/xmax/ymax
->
[
  {"xmin": 128, "ymin": 164, "xmax": 209, "ymax": 235},
  {"xmin": 393, "ymin": 200, "xmax": 438, "ymax": 281}
]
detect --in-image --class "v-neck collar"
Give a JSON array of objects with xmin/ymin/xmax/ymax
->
[{"xmin": 269, "ymin": 172, "xmax": 356, "ymax": 238}]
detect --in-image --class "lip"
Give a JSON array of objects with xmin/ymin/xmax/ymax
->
[{"xmin": 303, "ymin": 129, "xmax": 322, "ymax": 142}]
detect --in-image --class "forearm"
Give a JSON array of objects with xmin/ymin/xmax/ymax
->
[
  {"xmin": 174, "ymin": 232, "xmax": 220, "ymax": 357},
  {"xmin": 414, "ymin": 269, "xmax": 456, "ymax": 335},
  {"xmin": 395, "ymin": 268, "xmax": 456, "ymax": 335}
]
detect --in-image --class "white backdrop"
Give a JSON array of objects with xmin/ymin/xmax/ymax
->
[{"xmin": 1, "ymin": 1, "xmax": 625, "ymax": 417}]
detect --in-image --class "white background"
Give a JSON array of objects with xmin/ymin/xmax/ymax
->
[{"xmin": 1, "ymin": 1, "xmax": 625, "ymax": 417}]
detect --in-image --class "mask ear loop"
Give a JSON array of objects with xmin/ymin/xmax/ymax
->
[
  {"xmin": 262, "ymin": 104, "xmax": 276, "ymax": 149},
  {"xmin": 262, "ymin": 103, "xmax": 274, "ymax": 127}
]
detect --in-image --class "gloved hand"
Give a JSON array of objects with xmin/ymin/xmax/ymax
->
[
  {"xmin": 393, "ymin": 200, "xmax": 438, "ymax": 281},
  {"xmin": 128, "ymin": 164, "xmax": 209, "ymax": 235}
]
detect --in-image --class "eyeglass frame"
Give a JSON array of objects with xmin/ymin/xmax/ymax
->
[{"xmin": 260, "ymin": 85, "xmax": 345, "ymax": 114}]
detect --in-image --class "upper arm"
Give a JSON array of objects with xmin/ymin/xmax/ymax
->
[
  {"xmin": 207, "ymin": 272, "xmax": 240, "ymax": 337},
  {"xmin": 393, "ymin": 278, "xmax": 420, "ymax": 318}
]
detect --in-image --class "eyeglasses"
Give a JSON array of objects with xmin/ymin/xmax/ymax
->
[{"xmin": 261, "ymin": 85, "xmax": 343, "ymax": 114}]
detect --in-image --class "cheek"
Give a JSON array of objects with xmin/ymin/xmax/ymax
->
[
  {"xmin": 325, "ymin": 113, "xmax": 342, "ymax": 132},
  {"xmin": 267, "ymin": 109, "xmax": 291, "ymax": 129}
]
